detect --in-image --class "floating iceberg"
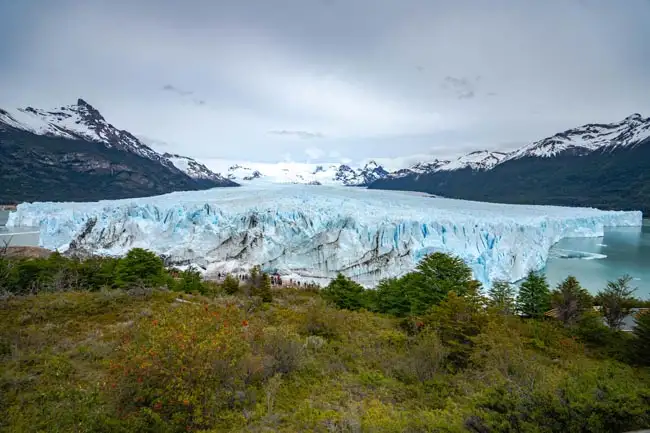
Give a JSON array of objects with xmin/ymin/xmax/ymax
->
[{"xmin": 7, "ymin": 184, "xmax": 642, "ymax": 287}]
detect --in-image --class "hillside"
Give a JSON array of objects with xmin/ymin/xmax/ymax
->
[
  {"xmin": 0, "ymin": 100, "xmax": 237, "ymax": 203},
  {"xmin": 1, "ymin": 249, "xmax": 649, "ymax": 432},
  {"xmin": 371, "ymin": 114, "xmax": 650, "ymax": 214}
]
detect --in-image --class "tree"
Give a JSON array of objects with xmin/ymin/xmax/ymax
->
[
  {"xmin": 374, "ymin": 276, "xmax": 415, "ymax": 317},
  {"xmin": 632, "ymin": 310, "xmax": 650, "ymax": 365},
  {"xmin": 551, "ymin": 276, "xmax": 592, "ymax": 326},
  {"xmin": 260, "ymin": 273, "xmax": 273, "ymax": 303},
  {"xmin": 114, "ymin": 248, "xmax": 166, "ymax": 288},
  {"xmin": 410, "ymin": 252, "xmax": 479, "ymax": 315},
  {"xmin": 174, "ymin": 267, "xmax": 204, "ymax": 294},
  {"xmin": 422, "ymin": 286, "xmax": 488, "ymax": 370},
  {"xmin": 321, "ymin": 273, "xmax": 367, "ymax": 311},
  {"xmin": 249, "ymin": 265, "xmax": 261, "ymax": 286},
  {"xmin": 222, "ymin": 274, "xmax": 240, "ymax": 295},
  {"xmin": 516, "ymin": 271, "xmax": 551, "ymax": 318},
  {"xmin": 596, "ymin": 275, "xmax": 637, "ymax": 331},
  {"xmin": 488, "ymin": 280, "xmax": 516, "ymax": 315}
]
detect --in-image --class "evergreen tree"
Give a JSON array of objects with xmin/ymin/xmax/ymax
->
[
  {"xmin": 114, "ymin": 248, "xmax": 166, "ymax": 288},
  {"xmin": 321, "ymin": 273, "xmax": 366, "ymax": 311},
  {"xmin": 632, "ymin": 310, "xmax": 650, "ymax": 365},
  {"xmin": 249, "ymin": 265, "xmax": 261, "ymax": 287},
  {"xmin": 222, "ymin": 274, "xmax": 240, "ymax": 295},
  {"xmin": 260, "ymin": 273, "xmax": 273, "ymax": 303},
  {"xmin": 596, "ymin": 275, "xmax": 637, "ymax": 330},
  {"xmin": 551, "ymin": 276, "xmax": 593, "ymax": 326},
  {"xmin": 411, "ymin": 252, "xmax": 479, "ymax": 314},
  {"xmin": 516, "ymin": 271, "xmax": 551, "ymax": 318},
  {"xmin": 488, "ymin": 280, "xmax": 516, "ymax": 315}
]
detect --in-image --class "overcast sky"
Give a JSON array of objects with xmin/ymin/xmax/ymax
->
[{"xmin": 1, "ymin": 0, "xmax": 649, "ymax": 164}]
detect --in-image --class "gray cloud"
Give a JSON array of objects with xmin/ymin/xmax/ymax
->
[
  {"xmin": 442, "ymin": 76, "xmax": 476, "ymax": 100},
  {"xmin": 269, "ymin": 130, "xmax": 325, "ymax": 139},
  {"xmin": 0, "ymin": 0, "xmax": 649, "ymax": 164},
  {"xmin": 162, "ymin": 84, "xmax": 193, "ymax": 96}
]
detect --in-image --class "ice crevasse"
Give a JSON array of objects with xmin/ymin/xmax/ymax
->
[{"xmin": 7, "ymin": 184, "xmax": 642, "ymax": 287}]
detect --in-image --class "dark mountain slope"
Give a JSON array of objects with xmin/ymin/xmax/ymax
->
[
  {"xmin": 370, "ymin": 138, "xmax": 650, "ymax": 214},
  {"xmin": 0, "ymin": 126, "xmax": 235, "ymax": 203}
]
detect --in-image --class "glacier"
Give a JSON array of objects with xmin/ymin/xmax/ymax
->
[{"xmin": 6, "ymin": 184, "xmax": 642, "ymax": 287}]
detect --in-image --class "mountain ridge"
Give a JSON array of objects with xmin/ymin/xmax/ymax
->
[
  {"xmin": 0, "ymin": 99, "xmax": 237, "ymax": 203},
  {"xmin": 369, "ymin": 113, "xmax": 650, "ymax": 214}
]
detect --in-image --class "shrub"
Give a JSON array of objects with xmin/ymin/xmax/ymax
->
[
  {"xmin": 222, "ymin": 274, "xmax": 240, "ymax": 295},
  {"xmin": 632, "ymin": 309, "xmax": 650, "ymax": 365},
  {"xmin": 262, "ymin": 326, "xmax": 304, "ymax": 376},
  {"xmin": 402, "ymin": 330, "xmax": 449, "ymax": 383},
  {"xmin": 172, "ymin": 268, "xmax": 204, "ymax": 294},
  {"xmin": 111, "ymin": 302, "xmax": 250, "ymax": 430},
  {"xmin": 321, "ymin": 273, "xmax": 367, "ymax": 311}
]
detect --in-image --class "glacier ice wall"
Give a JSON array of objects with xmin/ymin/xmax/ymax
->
[{"xmin": 7, "ymin": 184, "xmax": 642, "ymax": 287}]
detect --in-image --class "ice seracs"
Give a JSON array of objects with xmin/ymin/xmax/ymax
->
[{"xmin": 7, "ymin": 184, "xmax": 642, "ymax": 288}]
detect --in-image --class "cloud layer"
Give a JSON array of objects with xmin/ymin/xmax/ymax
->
[{"xmin": 1, "ymin": 0, "xmax": 649, "ymax": 163}]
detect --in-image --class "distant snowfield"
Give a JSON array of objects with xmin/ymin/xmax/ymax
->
[
  {"xmin": 202, "ymin": 158, "xmax": 345, "ymax": 184},
  {"xmin": 7, "ymin": 184, "xmax": 642, "ymax": 287}
]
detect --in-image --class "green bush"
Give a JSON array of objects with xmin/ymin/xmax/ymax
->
[
  {"xmin": 222, "ymin": 274, "xmax": 240, "ymax": 295},
  {"xmin": 321, "ymin": 273, "xmax": 367, "ymax": 311},
  {"xmin": 114, "ymin": 248, "xmax": 166, "ymax": 288},
  {"xmin": 172, "ymin": 268, "xmax": 204, "ymax": 294}
]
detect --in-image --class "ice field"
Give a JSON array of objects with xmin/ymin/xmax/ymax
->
[{"xmin": 7, "ymin": 184, "xmax": 642, "ymax": 287}]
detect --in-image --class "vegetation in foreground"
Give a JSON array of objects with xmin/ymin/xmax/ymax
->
[{"xmin": 1, "ymin": 249, "xmax": 650, "ymax": 432}]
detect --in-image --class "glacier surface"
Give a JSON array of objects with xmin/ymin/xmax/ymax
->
[{"xmin": 7, "ymin": 184, "xmax": 642, "ymax": 287}]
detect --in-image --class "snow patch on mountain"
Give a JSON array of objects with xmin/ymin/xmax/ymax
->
[
  {"xmin": 440, "ymin": 150, "xmax": 508, "ymax": 171},
  {"xmin": 0, "ymin": 99, "xmax": 164, "ymax": 163},
  {"xmin": 504, "ymin": 113, "xmax": 650, "ymax": 161},
  {"xmin": 201, "ymin": 158, "xmax": 392, "ymax": 186},
  {"xmin": 162, "ymin": 153, "xmax": 230, "ymax": 182}
]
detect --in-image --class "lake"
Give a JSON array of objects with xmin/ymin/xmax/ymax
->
[
  {"xmin": 2, "ymin": 210, "xmax": 648, "ymax": 297},
  {"xmin": 544, "ymin": 219, "xmax": 650, "ymax": 299},
  {"xmin": 0, "ymin": 210, "xmax": 40, "ymax": 247}
]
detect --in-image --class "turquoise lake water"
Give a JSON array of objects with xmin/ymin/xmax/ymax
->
[
  {"xmin": 2, "ymin": 210, "xmax": 648, "ymax": 297},
  {"xmin": 544, "ymin": 219, "xmax": 650, "ymax": 299}
]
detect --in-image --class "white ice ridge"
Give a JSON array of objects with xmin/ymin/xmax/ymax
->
[{"xmin": 7, "ymin": 184, "xmax": 642, "ymax": 287}]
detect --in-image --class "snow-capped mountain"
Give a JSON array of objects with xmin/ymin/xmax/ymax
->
[
  {"xmin": 440, "ymin": 150, "xmax": 508, "ymax": 171},
  {"xmin": 226, "ymin": 164, "xmax": 264, "ymax": 181},
  {"xmin": 162, "ymin": 153, "xmax": 229, "ymax": 183},
  {"xmin": 503, "ymin": 113, "xmax": 650, "ymax": 162},
  {"xmin": 0, "ymin": 99, "xmax": 165, "ymax": 163},
  {"xmin": 201, "ymin": 159, "xmax": 392, "ymax": 186},
  {"xmin": 388, "ymin": 151, "xmax": 506, "ymax": 179},
  {"xmin": 0, "ymin": 99, "xmax": 233, "ymax": 186},
  {"xmin": 369, "ymin": 113, "xmax": 650, "ymax": 214},
  {"xmin": 0, "ymin": 99, "xmax": 237, "ymax": 203},
  {"xmin": 389, "ymin": 114, "xmax": 650, "ymax": 179}
]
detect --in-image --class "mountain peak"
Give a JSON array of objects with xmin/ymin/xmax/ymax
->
[{"xmin": 625, "ymin": 113, "xmax": 642, "ymax": 121}]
